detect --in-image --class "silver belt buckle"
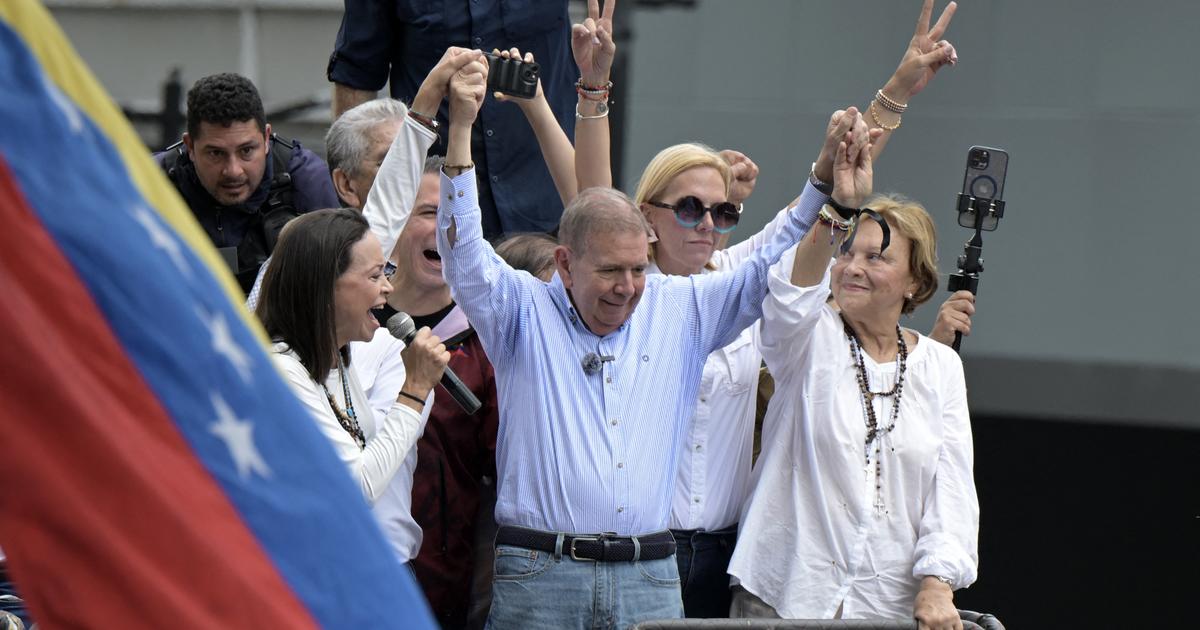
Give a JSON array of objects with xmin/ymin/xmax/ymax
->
[{"xmin": 569, "ymin": 536, "xmax": 600, "ymax": 561}]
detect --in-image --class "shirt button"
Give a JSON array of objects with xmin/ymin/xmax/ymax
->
[
  {"xmin": 606, "ymin": 377, "xmax": 612, "ymax": 384},
  {"xmin": 473, "ymin": 36, "xmax": 482, "ymax": 44},
  {"xmin": 456, "ymin": 190, "xmax": 464, "ymax": 198},
  {"xmin": 617, "ymin": 506, "xmax": 624, "ymax": 513},
  {"xmin": 693, "ymin": 497, "xmax": 701, "ymax": 503},
  {"xmin": 486, "ymin": 129, "xmax": 495, "ymax": 137},
  {"xmin": 610, "ymin": 419, "xmax": 618, "ymax": 426},
  {"xmin": 699, "ymin": 396, "xmax": 707, "ymax": 403},
  {"xmin": 446, "ymin": 194, "xmax": 453, "ymax": 201},
  {"xmin": 695, "ymin": 444, "xmax": 702, "ymax": 451},
  {"xmin": 491, "ymin": 175, "xmax": 499, "ymax": 182},
  {"xmin": 617, "ymin": 462, "xmax": 624, "ymax": 469}
]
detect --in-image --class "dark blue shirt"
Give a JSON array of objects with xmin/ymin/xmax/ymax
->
[{"xmin": 328, "ymin": 0, "xmax": 576, "ymax": 237}]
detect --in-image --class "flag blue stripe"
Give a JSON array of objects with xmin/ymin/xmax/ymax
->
[{"xmin": 0, "ymin": 23, "xmax": 430, "ymax": 629}]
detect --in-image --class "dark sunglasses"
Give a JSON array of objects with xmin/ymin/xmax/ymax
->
[{"xmin": 647, "ymin": 196, "xmax": 741, "ymax": 234}]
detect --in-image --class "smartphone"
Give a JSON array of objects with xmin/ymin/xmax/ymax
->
[{"xmin": 958, "ymin": 146, "xmax": 1008, "ymax": 231}]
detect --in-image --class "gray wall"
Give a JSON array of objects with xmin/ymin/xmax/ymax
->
[
  {"xmin": 49, "ymin": 0, "xmax": 1200, "ymax": 428},
  {"xmin": 620, "ymin": 0, "xmax": 1200, "ymax": 428}
]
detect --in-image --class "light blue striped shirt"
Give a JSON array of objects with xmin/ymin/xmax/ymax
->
[{"xmin": 437, "ymin": 172, "xmax": 826, "ymax": 535}]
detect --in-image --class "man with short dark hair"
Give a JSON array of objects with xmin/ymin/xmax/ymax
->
[{"xmin": 155, "ymin": 73, "xmax": 338, "ymax": 293}]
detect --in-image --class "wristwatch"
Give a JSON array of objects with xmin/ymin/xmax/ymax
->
[{"xmin": 808, "ymin": 162, "xmax": 834, "ymax": 196}]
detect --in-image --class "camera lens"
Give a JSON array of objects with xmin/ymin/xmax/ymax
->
[{"xmin": 970, "ymin": 175, "xmax": 996, "ymax": 199}]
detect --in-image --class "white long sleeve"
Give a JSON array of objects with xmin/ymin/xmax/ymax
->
[
  {"xmin": 271, "ymin": 344, "xmax": 422, "ymax": 504},
  {"xmin": 363, "ymin": 115, "xmax": 438, "ymax": 259}
]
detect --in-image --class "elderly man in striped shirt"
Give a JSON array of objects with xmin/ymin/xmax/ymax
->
[{"xmin": 433, "ymin": 42, "xmax": 856, "ymax": 630}]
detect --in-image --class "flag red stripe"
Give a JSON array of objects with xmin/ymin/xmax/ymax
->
[{"xmin": 0, "ymin": 158, "xmax": 319, "ymax": 629}]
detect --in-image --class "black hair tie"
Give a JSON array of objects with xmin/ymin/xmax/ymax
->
[{"xmin": 838, "ymin": 207, "xmax": 890, "ymax": 255}]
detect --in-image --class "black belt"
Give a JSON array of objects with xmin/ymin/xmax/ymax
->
[{"xmin": 496, "ymin": 526, "xmax": 676, "ymax": 562}]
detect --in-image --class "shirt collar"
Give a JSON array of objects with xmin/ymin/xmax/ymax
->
[{"xmin": 548, "ymin": 271, "xmax": 629, "ymax": 337}]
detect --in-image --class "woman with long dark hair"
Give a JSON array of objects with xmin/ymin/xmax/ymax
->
[{"xmin": 256, "ymin": 208, "xmax": 449, "ymax": 502}]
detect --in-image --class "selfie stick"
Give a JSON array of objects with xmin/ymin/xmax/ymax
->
[{"xmin": 946, "ymin": 194, "xmax": 1005, "ymax": 353}]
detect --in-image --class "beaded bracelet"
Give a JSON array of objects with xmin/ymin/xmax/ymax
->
[
  {"xmin": 442, "ymin": 162, "xmax": 474, "ymax": 177},
  {"xmin": 576, "ymin": 79, "xmax": 613, "ymax": 92},
  {"xmin": 407, "ymin": 109, "xmax": 439, "ymax": 133},
  {"xmin": 576, "ymin": 86, "xmax": 609, "ymax": 101},
  {"xmin": 819, "ymin": 205, "xmax": 853, "ymax": 230},
  {"xmin": 818, "ymin": 205, "xmax": 853, "ymax": 246},
  {"xmin": 874, "ymin": 89, "xmax": 908, "ymax": 114}
]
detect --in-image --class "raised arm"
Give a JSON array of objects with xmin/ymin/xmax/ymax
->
[
  {"xmin": 757, "ymin": 110, "xmax": 874, "ymax": 363},
  {"xmin": 572, "ymin": 0, "xmax": 617, "ymax": 191},
  {"xmin": 791, "ymin": 109, "xmax": 875, "ymax": 288},
  {"xmin": 364, "ymin": 48, "xmax": 479, "ymax": 259},
  {"xmin": 686, "ymin": 113, "xmax": 857, "ymax": 355},
  {"xmin": 437, "ymin": 55, "xmax": 536, "ymax": 359},
  {"xmin": 493, "ymin": 48, "xmax": 577, "ymax": 206},
  {"xmin": 718, "ymin": 108, "xmax": 860, "ymax": 266},
  {"xmin": 810, "ymin": 0, "xmax": 958, "ymax": 185}
]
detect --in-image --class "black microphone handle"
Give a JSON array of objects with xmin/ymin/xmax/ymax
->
[
  {"xmin": 952, "ymin": 330, "xmax": 963, "ymax": 353},
  {"xmin": 399, "ymin": 327, "xmax": 482, "ymax": 415},
  {"xmin": 438, "ymin": 365, "xmax": 482, "ymax": 415}
]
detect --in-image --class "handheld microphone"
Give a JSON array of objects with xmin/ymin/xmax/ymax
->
[{"xmin": 386, "ymin": 312, "xmax": 482, "ymax": 415}]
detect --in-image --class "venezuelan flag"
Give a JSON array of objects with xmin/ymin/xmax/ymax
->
[{"xmin": 0, "ymin": 2, "xmax": 435, "ymax": 628}]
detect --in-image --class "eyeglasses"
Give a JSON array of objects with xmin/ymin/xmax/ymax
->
[{"xmin": 647, "ymin": 197, "xmax": 741, "ymax": 234}]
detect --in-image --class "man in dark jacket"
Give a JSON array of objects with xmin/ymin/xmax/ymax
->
[{"xmin": 155, "ymin": 73, "xmax": 338, "ymax": 293}]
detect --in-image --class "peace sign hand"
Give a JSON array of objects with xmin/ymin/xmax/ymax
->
[
  {"xmin": 571, "ymin": 0, "xmax": 617, "ymax": 86},
  {"xmin": 885, "ymin": 0, "xmax": 959, "ymax": 102}
]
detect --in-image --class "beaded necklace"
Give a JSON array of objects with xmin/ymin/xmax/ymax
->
[
  {"xmin": 841, "ymin": 316, "xmax": 908, "ymax": 516},
  {"xmin": 322, "ymin": 357, "xmax": 366, "ymax": 450}
]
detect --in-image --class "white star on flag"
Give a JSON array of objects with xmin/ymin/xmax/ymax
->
[
  {"xmin": 198, "ymin": 307, "xmax": 252, "ymax": 383},
  {"xmin": 44, "ymin": 78, "xmax": 83, "ymax": 133},
  {"xmin": 209, "ymin": 392, "xmax": 271, "ymax": 480},
  {"xmin": 131, "ymin": 205, "xmax": 191, "ymax": 277}
]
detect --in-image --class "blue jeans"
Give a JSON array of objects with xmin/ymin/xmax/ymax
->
[
  {"xmin": 671, "ymin": 525, "xmax": 737, "ymax": 618},
  {"xmin": 485, "ymin": 543, "xmax": 683, "ymax": 630}
]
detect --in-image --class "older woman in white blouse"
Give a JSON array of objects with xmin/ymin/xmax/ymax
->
[{"xmin": 728, "ymin": 129, "xmax": 978, "ymax": 630}]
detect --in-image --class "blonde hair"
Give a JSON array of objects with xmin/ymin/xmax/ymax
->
[
  {"xmin": 863, "ymin": 193, "xmax": 939, "ymax": 314},
  {"xmin": 633, "ymin": 143, "xmax": 731, "ymax": 267}
]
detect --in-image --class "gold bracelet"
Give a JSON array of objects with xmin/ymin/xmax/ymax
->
[{"xmin": 868, "ymin": 101, "xmax": 901, "ymax": 131}]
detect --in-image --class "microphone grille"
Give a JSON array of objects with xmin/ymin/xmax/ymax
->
[{"xmin": 385, "ymin": 312, "xmax": 416, "ymax": 342}]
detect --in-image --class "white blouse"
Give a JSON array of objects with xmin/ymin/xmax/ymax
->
[
  {"xmin": 728, "ymin": 249, "xmax": 979, "ymax": 619},
  {"xmin": 668, "ymin": 206, "xmax": 795, "ymax": 532},
  {"xmin": 271, "ymin": 343, "xmax": 423, "ymax": 504}
]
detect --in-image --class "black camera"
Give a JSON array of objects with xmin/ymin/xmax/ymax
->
[{"xmin": 484, "ymin": 52, "xmax": 540, "ymax": 99}]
